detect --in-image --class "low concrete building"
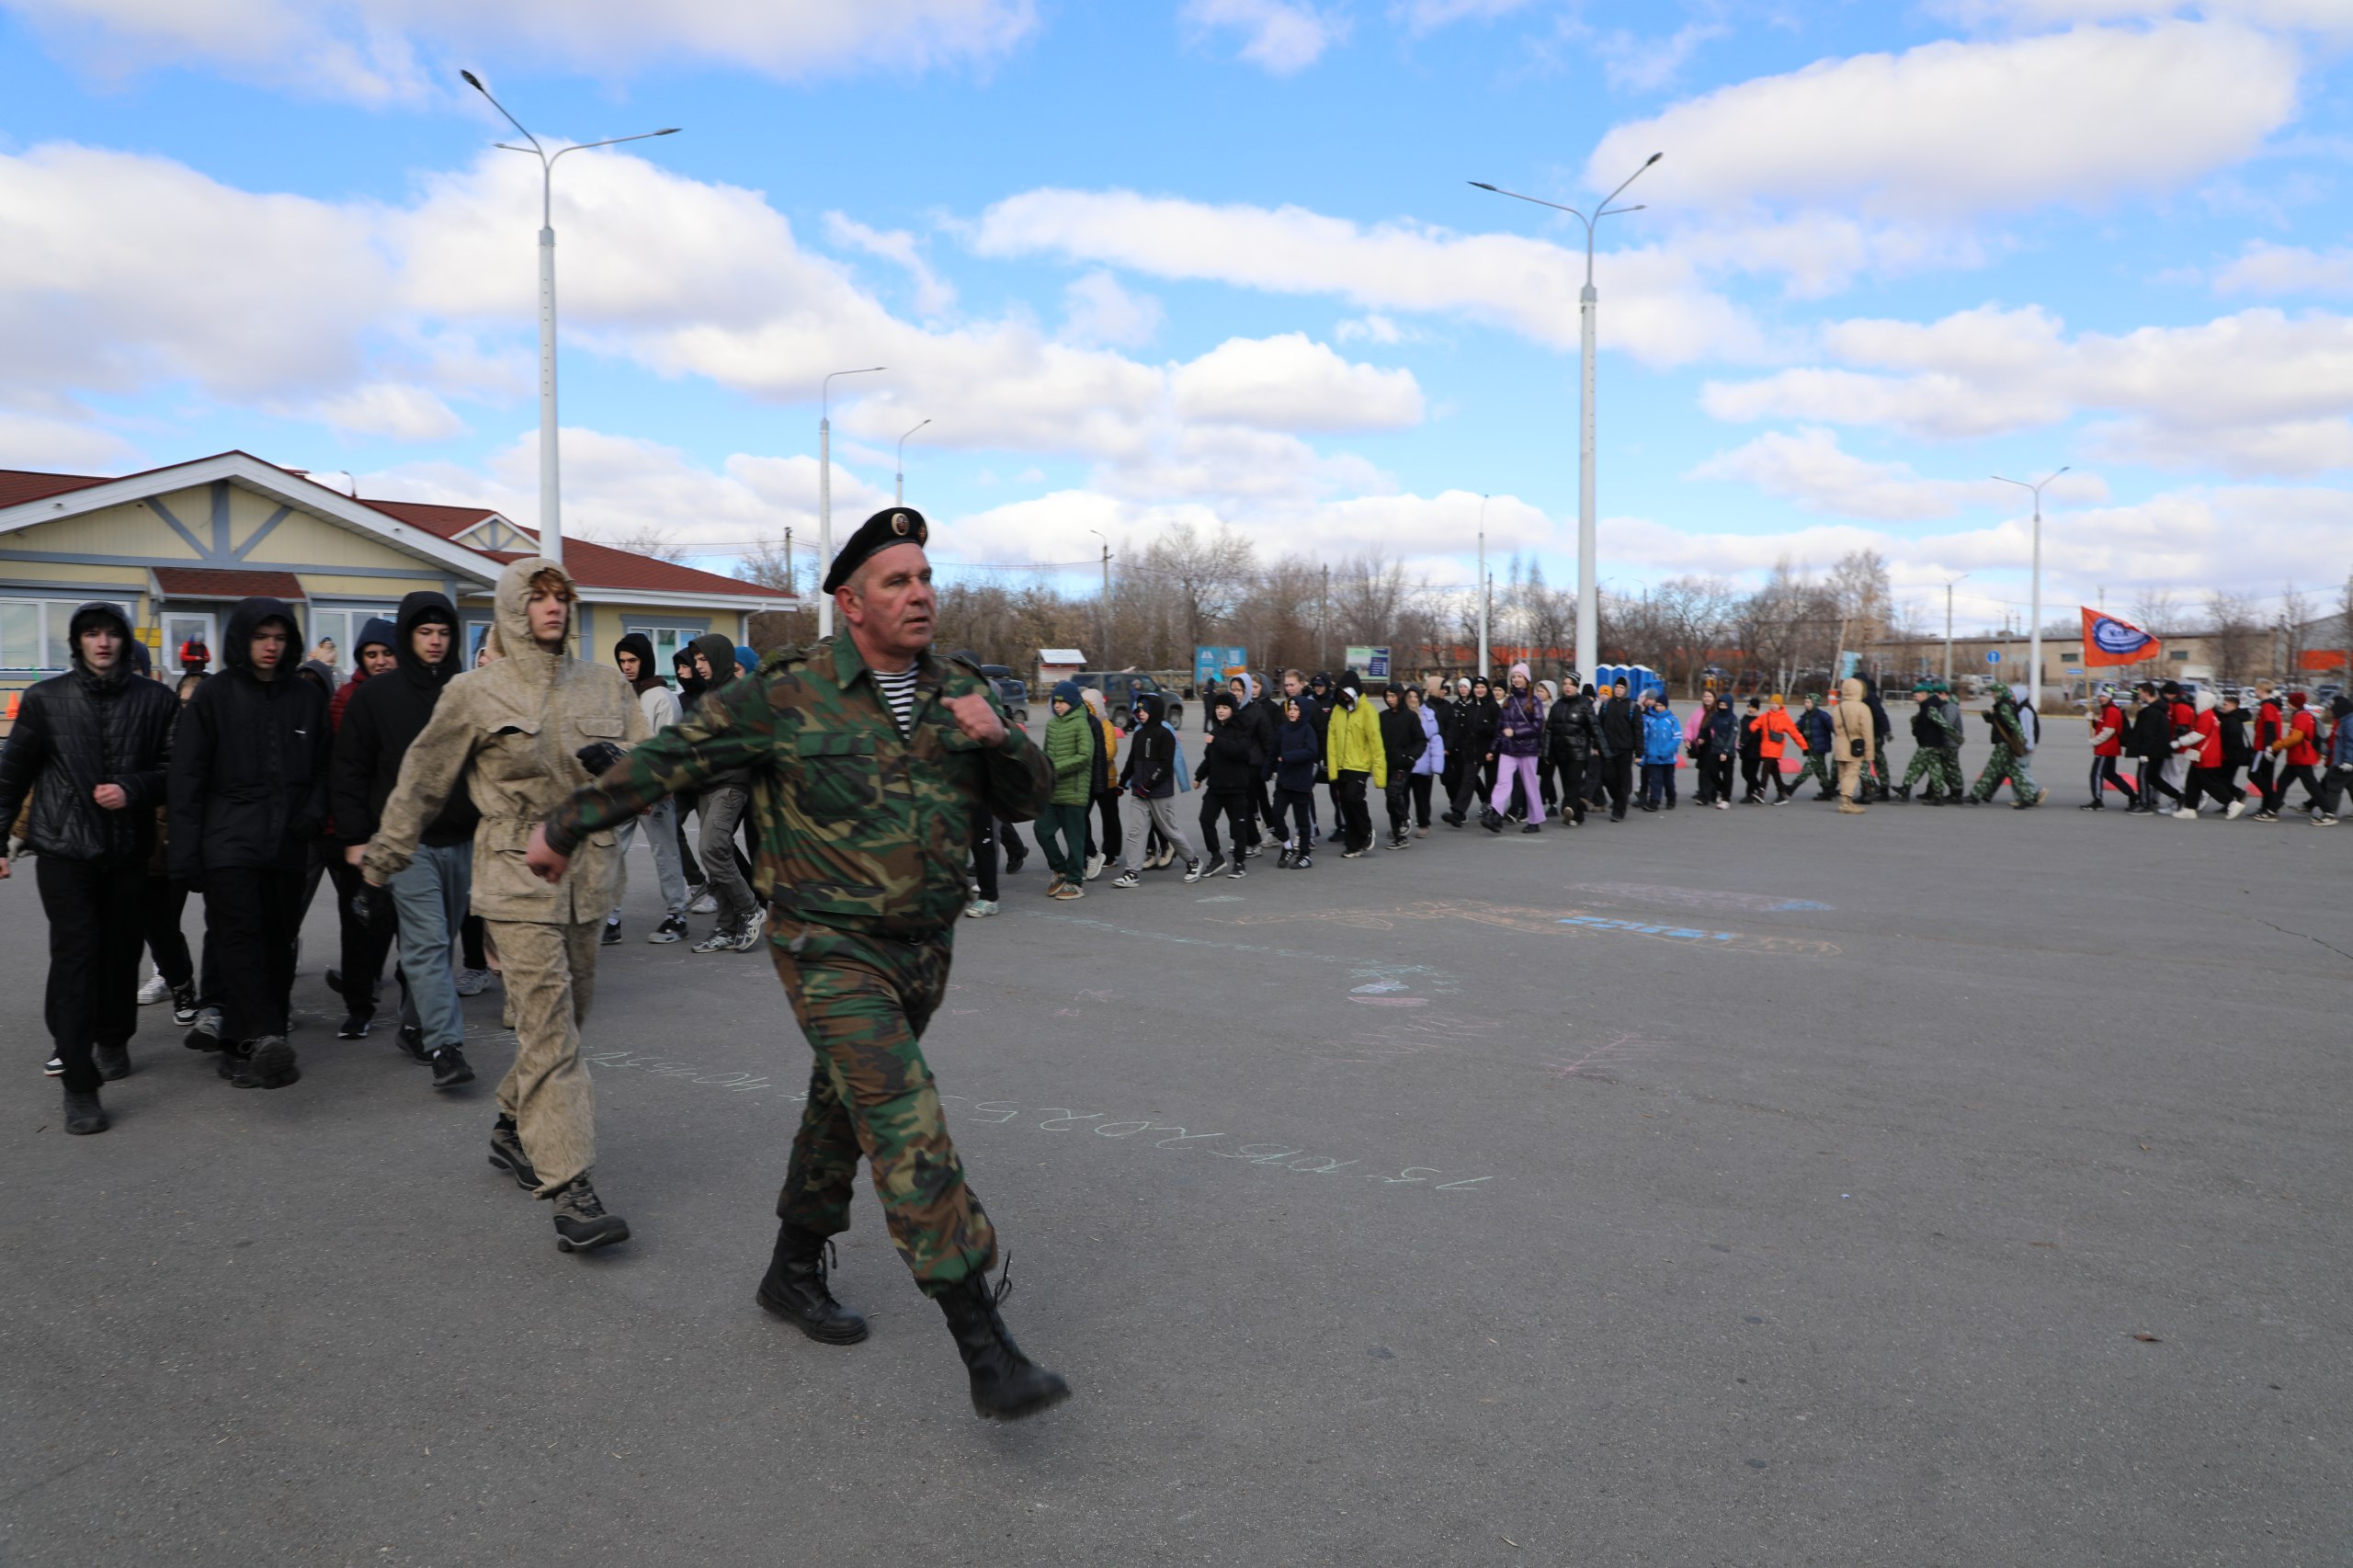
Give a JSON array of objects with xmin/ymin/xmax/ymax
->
[{"xmin": 0, "ymin": 451, "xmax": 793, "ymax": 703}]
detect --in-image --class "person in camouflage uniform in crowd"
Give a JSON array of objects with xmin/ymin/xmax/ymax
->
[
  {"xmin": 1896, "ymin": 681, "xmax": 1966, "ymax": 802},
  {"xmin": 1967, "ymin": 682, "xmax": 2046, "ymax": 808},
  {"xmin": 529, "ymin": 506, "xmax": 1070, "ymax": 1423}
]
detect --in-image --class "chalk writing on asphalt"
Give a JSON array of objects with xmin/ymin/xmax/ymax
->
[
  {"xmin": 1572, "ymin": 881, "xmax": 1835, "ymax": 915},
  {"xmin": 1225, "ymin": 898, "xmax": 1840, "ymax": 958},
  {"xmin": 941, "ymin": 1096, "xmax": 1495, "ymax": 1192}
]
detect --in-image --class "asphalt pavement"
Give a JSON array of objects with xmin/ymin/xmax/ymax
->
[{"xmin": 4, "ymin": 724, "xmax": 2347, "ymax": 1566}]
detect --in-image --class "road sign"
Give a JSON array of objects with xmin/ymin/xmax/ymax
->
[
  {"xmin": 1343, "ymin": 645, "xmax": 1392, "ymax": 680},
  {"xmin": 1985, "ymin": 650, "xmax": 2002, "ymax": 665},
  {"xmin": 1194, "ymin": 644, "xmax": 1245, "ymax": 687}
]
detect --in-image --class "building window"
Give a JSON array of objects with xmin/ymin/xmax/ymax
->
[
  {"xmin": 2169, "ymin": 650, "xmax": 2190, "ymax": 662},
  {"xmin": 625, "ymin": 623, "xmax": 710, "ymax": 676},
  {"xmin": 0, "ymin": 598, "xmax": 133, "ymax": 673},
  {"xmin": 307, "ymin": 606, "xmax": 398, "ymax": 678}
]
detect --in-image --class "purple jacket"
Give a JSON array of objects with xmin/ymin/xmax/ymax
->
[{"xmin": 1492, "ymin": 690, "xmax": 1544, "ymax": 758}]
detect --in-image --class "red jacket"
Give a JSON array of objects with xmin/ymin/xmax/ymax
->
[
  {"xmin": 2093, "ymin": 702, "xmax": 2126, "ymax": 757},
  {"xmin": 2190, "ymin": 709, "xmax": 2221, "ymax": 767},
  {"xmin": 2281, "ymin": 706, "xmax": 2319, "ymax": 766}
]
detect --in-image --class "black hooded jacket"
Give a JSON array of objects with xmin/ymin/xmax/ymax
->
[
  {"xmin": 1378, "ymin": 698, "xmax": 1427, "ymax": 776},
  {"xmin": 1597, "ymin": 692, "xmax": 1637, "ymax": 756},
  {"xmin": 0, "ymin": 602, "xmax": 177, "ymax": 866},
  {"xmin": 331, "ymin": 591, "xmax": 478, "ymax": 849},
  {"xmin": 1544, "ymin": 689, "xmax": 1601, "ymax": 761},
  {"xmin": 687, "ymin": 631, "xmax": 750, "ymax": 787},
  {"xmin": 614, "ymin": 631, "xmax": 667, "ymax": 697},
  {"xmin": 1118, "ymin": 692, "xmax": 1178, "ymax": 798},
  {"xmin": 168, "ymin": 596, "xmax": 332, "ymax": 880},
  {"xmin": 1199, "ymin": 701, "xmax": 1262, "ymax": 792}
]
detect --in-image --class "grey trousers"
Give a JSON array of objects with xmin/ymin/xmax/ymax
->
[
  {"xmin": 1119, "ymin": 793, "xmax": 1199, "ymax": 872},
  {"xmin": 612, "ymin": 796, "xmax": 689, "ymax": 920},
  {"xmin": 391, "ymin": 842, "xmax": 471, "ymax": 1051},
  {"xmin": 697, "ymin": 785, "xmax": 757, "ymax": 925}
]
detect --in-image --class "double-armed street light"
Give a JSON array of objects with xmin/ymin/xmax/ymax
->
[
  {"xmin": 1471, "ymin": 151, "xmax": 1662, "ymax": 682},
  {"xmin": 460, "ymin": 71, "xmax": 678, "ymax": 565},
  {"xmin": 895, "ymin": 419, "xmax": 930, "ymax": 504},
  {"xmin": 1992, "ymin": 467, "xmax": 2068, "ymax": 704}
]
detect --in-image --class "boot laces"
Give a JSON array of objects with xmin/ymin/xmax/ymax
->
[{"xmin": 990, "ymin": 1251, "xmax": 1015, "ymax": 1306}]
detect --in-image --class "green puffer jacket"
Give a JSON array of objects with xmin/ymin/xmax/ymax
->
[{"xmin": 1042, "ymin": 707, "xmax": 1095, "ymax": 806}]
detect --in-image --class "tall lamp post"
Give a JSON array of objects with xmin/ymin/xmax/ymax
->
[
  {"xmin": 817, "ymin": 366, "xmax": 887, "ymax": 637},
  {"xmin": 1942, "ymin": 573, "xmax": 1970, "ymax": 687},
  {"xmin": 461, "ymin": 71, "xmax": 677, "ymax": 565},
  {"xmin": 1087, "ymin": 528, "xmax": 1110, "ymax": 668},
  {"xmin": 1475, "ymin": 494, "xmax": 1490, "ymax": 676},
  {"xmin": 1472, "ymin": 151, "xmax": 1661, "ymax": 682},
  {"xmin": 1992, "ymin": 467, "xmax": 2067, "ymax": 705},
  {"xmin": 894, "ymin": 418, "xmax": 930, "ymax": 504}
]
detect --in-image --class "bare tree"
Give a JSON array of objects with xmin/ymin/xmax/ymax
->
[
  {"xmin": 1651, "ymin": 575, "xmax": 1738, "ymax": 697},
  {"xmin": 2130, "ymin": 586, "xmax": 2179, "ymax": 684},
  {"xmin": 591, "ymin": 524, "xmax": 692, "ymax": 563},
  {"xmin": 2203, "ymin": 588, "xmax": 2263, "ymax": 686},
  {"xmin": 2278, "ymin": 584, "xmax": 2314, "ymax": 683},
  {"xmin": 1136, "ymin": 522, "xmax": 1256, "ymax": 661}
]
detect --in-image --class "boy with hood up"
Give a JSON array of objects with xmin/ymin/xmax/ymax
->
[
  {"xmin": 610, "ymin": 632, "xmax": 691, "ymax": 944},
  {"xmin": 170, "ymin": 596, "xmax": 332, "ymax": 1091},
  {"xmin": 1197, "ymin": 687, "xmax": 1260, "ymax": 877},
  {"xmin": 1272, "ymin": 694, "xmax": 1324, "ymax": 867},
  {"xmin": 1323, "ymin": 668, "xmax": 1387, "ymax": 857},
  {"xmin": 365, "ymin": 558, "xmax": 649, "ymax": 1253},
  {"xmin": 1376, "ymin": 683, "xmax": 1427, "ymax": 848},
  {"xmin": 1111, "ymin": 691, "xmax": 1204, "ymax": 886},
  {"xmin": 1830, "ymin": 677, "xmax": 1873, "ymax": 813},
  {"xmin": 333, "ymin": 591, "xmax": 479, "ymax": 1087},
  {"xmin": 0, "ymin": 601, "xmax": 179, "ymax": 1133},
  {"xmin": 686, "ymin": 633, "xmax": 763, "ymax": 952}
]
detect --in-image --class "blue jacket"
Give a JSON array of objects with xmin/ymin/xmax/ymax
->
[
  {"xmin": 1797, "ymin": 705, "xmax": 1834, "ymax": 756},
  {"xmin": 1640, "ymin": 707, "xmax": 1682, "ymax": 766},
  {"xmin": 1273, "ymin": 715, "xmax": 1323, "ymax": 793}
]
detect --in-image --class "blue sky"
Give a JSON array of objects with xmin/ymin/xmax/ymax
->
[{"xmin": 2, "ymin": 0, "xmax": 2348, "ymax": 633}]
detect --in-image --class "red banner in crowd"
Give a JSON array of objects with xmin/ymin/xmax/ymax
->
[{"xmin": 2080, "ymin": 608, "xmax": 2163, "ymax": 668}]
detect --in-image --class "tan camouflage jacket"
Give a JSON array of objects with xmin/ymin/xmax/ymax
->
[
  {"xmin": 543, "ymin": 630, "xmax": 1050, "ymax": 941},
  {"xmin": 363, "ymin": 558, "xmax": 648, "ymax": 924}
]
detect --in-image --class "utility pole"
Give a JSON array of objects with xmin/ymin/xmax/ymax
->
[
  {"xmin": 1320, "ymin": 564, "xmax": 1330, "ymax": 671},
  {"xmin": 784, "ymin": 528, "xmax": 793, "ymax": 593},
  {"xmin": 1993, "ymin": 465, "xmax": 2066, "ymax": 708},
  {"xmin": 817, "ymin": 366, "xmax": 886, "ymax": 640},
  {"xmin": 1942, "ymin": 573, "xmax": 1968, "ymax": 687},
  {"xmin": 1475, "ymin": 494, "xmax": 1490, "ymax": 677},
  {"xmin": 1088, "ymin": 528, "xmax": 1111, "ymax": 668}
]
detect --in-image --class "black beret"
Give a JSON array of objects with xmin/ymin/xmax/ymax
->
[{"xmin": 824, "ymin": 506, "xmax": 930, "ymax": 594}]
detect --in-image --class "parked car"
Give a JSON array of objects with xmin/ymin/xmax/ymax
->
[
  {"xmin": 989, "ymin": 676, "xmax": 1029, "ymax": 725},
  {"xmin": 1070, "ymin": 670, "xmax": 1184, "ymax": 727}
]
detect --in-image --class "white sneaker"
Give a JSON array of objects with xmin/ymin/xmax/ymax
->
[
  {"xmin": 688, "ymin": 890, "xmax": 719, "ymax": 915},
  {"xmin": 137, "ymin": 971, "xmax": 171, "ymax": 1006},
  {"xmin": 1085, "ymin": 854, "xmax": 1105, "ymax": 881},
  {"xmin": 2224, "ymin": 799, "xmax": 2247, "ymax": 820},
  {"xmin": 2173, "ymin": 807, "xmax": 2199, "ymax": 820},
  {"xmin": 964, "ymin": 899, "xmax": 999, "ymax": 918}
]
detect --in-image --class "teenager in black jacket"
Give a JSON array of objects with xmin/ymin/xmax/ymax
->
[
  {"xmin": 1544, "ymin": 678, "xmax": 1600, "ymax": 825},
  {"xmin": 1197, "ymin": 688, "xmax": 1259, "ymax": 876},
  {"xmin": 1595, "ymin": 680, "xmax": 1638, "ymax": 821},
  {"xmin": 168, "ymin": 596, "xmax": 330, "ymax": 1090},
  {"xmin": 0, "ymin": 602, "xmax": 178, "ymax": 1131},
  {"xmin": 331, "ymin": 591, "xmax": 478, "ymax": 1081}
]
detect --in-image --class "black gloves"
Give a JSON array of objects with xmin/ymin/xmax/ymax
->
[{"xmin": 574, "ymin": 741, "xmax": 626, "ymax": 778}]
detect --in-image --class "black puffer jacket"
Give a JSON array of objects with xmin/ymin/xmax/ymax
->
[
  {"xmin": 0, "ymin": 602, "xmax": 176, "ymax": 866},
  {"xmin": 332, "ymin": 591, "xmax": 478, "ymax": 849},
  {"xmin": 1378, "ymin": 698, "xmax": 1427, "ymax": 776},
  {"xmin": 168, "ymin": 596, "xmax": 331, "ymax": 880},
  {"xmin": 1199, "ymin": 705, "xmax": 1262, "ymax": 792},
  {"xmin": 1546, "ymin": 690, "xmax": 1601, "ymax": 761}
]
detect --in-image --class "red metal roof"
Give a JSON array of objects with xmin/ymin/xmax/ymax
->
[
  {"xmin": 153, "ymin": 567, "xmax": 306, "ymax": 600},
  {"xmin": 360, "ymin": 498, "xmax": 500, "ymax": 540},
  {"xmin": 0, "ymin": 470, "xmax": 110, "ymax": 509}
]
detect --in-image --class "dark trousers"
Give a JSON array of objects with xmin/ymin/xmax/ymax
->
[
  {"xmin": 1199, "ymin": 790, "xmax": 1253, "ymax": 860},
  {"xmin": 2261, "ymin": 761, "xmax": 2319, "ymax": 813},
  {"xmin": 142, "ymin": 876, "xmax": 192, "ymax": 989},
  {"xmin": 2090, "ymin": 755, "xmax": 2138, "ymax": 806},
  {"xmin": 325, "ymin": 853, "xmax": 394, "ymax": 1013},
  {"xmin": 1082, "ymin": 788, "xmax": 1122, "ymax": 864},
  {"xmin": 1335, "ymin": 770, "xmax": 1373, "ymax": 851},
  {"xmin": 970, "ymin": 815, "xmax": 1000, "ymax": 903},
  {"xmin": 2183, "ymin": 765, "xmax": 2241, "ymax": 811},
  {"xmin": 461, "ymin": 913, "xmax": 487, "ymax": 971},
  {"xmin": 1549, "ymin": 756, "xmax": 1586, "ymax": 824},
  {"xmin": 1409, "ymin": 772, "xmax": 1435, "ymax": 827},
  {"xmin": 1602, "ymin": 753, "xmax": 1633, "ymax": 818},
  {"xmin": 38, "ymin": 857, "xmax": 146, "ymax": 1094},
  {"xmin": 1256, "ymin": 778, "xmax": 1285, "ymax": 837},
  {"xmin": 1273, "ymin": 788, "xmax": 1316, "ymax": 847},
  {"xmin": 2137, "ymin": 757, "xmax": 2181, "ymax": 806},
  {"xmin": 1445, "ymin": 762, "xmax": 1483, "ymax": 822},
  {"xmin": 203, "ymin": 864, "xmax": 306, "ymax": 1044},
  {"xmin": 1384, "ymin": 776, "xmax": 1413, "ymax": 837}
]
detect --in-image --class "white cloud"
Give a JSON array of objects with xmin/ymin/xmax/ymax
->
[
  {"xmin": 1179, "ymin": 0, "xmax": 1348, "ymax": 74},
  {"xmin": 1392, "ymin": 0, "xmax": 1533, "ymax": 31},
  {"xmin": 2215, "ymin": 242, "xmax": 2353, "ymax": 298},
  {"xmin": 301, "ymin": 382, "xmax": 468, "ymax": 442},
  {"xmin": 823, "ymin": 214, "xmax": 957, "ymax": 316},
  {"xmin": 0, "ymin": 411, "xmax": 140, "ymax": 472},
  {"xmin": 1930, "ymin": 0, "xmax": 2353, "ymax": 35},
  {"xmin": 1586, "ymin": 23, "xmax": 2302, "ymax": 218},
  {"xmin": 1060, "ymin": 270, "xmax": 1164, "ymax": 348},
  {"xmin": 1688, "ymin": 427, "xmax": 2109, "ymax": 520},
  {"xmin": 1701, "ymin": 303, "xmax": 2353, "ymax": 476},
  {"xmin": 4, "ymin": 0, "xmax": 1040, "ymax": 101},
  {"xmin": 1597, "ymin": 22, "xmax": 1728, "ymax": 94},
  {"xmin": 971, "ymin": 187, "xmax": 1762, "ymax": 366},
  {"xmin": 1170, "ymin": 334, "xmax": 1424, "ymax": 431}
]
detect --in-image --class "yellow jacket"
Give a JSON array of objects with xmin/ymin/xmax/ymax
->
[{"xmin": 1324, "ymin": 696, "xmax": 1387, "ymax": 788}]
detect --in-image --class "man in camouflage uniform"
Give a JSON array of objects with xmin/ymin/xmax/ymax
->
[
  {"xmin": 530, "ymin": 506, "xmax": 1069, "ymax": 1422},
  {"xmin": 1966, "ymin": 682, "xmax": 2046, "ymax": 808},
  {"xmin": 1895, "ymin": 681, "xmax": 1965, "ymax": 802}
]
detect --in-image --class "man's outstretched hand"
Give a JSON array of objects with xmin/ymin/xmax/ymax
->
[
  {"xmin": 526, "ymin": 822, "xmax": 571, "ymax": 885},
  {"xmin": 945, "ymin": 691, "xmax": 1007, "ymax": 746}
]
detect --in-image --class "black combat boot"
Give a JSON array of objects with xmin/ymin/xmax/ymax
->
[
  {"xmin": 756, "ymin": 1222, "xmax": 870, "ymax": 1344},
  {"xmin": 934, "ymin": 1265, "xmax": 1070, "ymax": 1421},
  {"xmin": 486, "ymin": 1116, "xmax": 539, "ymax": 1190},
  {"xmin": 549, "ymin": 1174, "xmax": 629, "ymax": 1253},
  {"xmin": 63, "ymin": 1084, "xmax": 108, "ymax": 1135}
]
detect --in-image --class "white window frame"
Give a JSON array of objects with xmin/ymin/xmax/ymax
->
[
  {"xmin": 624, "ymin": 622, "xmax": 710, "ymax": 682},
  {"xmin": 0, "ymin": 597, "xmax": 135, "ymax": 674}
]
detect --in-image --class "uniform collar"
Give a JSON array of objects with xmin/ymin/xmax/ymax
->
[{"xmin": 826, "ymin": 630, "xmax": 941, "ymax": 699}]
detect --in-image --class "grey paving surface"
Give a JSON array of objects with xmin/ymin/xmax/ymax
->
[{"xmin": 4, "ymin": 727, "xmax": 2347, "ymax": 1566}]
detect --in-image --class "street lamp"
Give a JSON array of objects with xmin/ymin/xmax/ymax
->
[
  {"xmin": 1472, "ymin": 150, "xmax": 1661, "ymax": 684},
  {"xmin": 1941, "ymin": 573, "xmax": 1970, "ymax": 688},
  {"xmin": 1087, "ymin": 528, "xmax": 1110, "ymax": 668},
  {"xmin": 1475, "ymin": 494, "xmax": 1490, "ymax": 676},
  {"xmin": 817, "ymin": 366, "xmax": 887, "ymax": 638},
  {"xmin": 1992, "ymin": 466, "xmax": 2067, "ymax": 705},
  {"xmin": 461, "ymin": 70, "xmax": 678, "ymax": 565},
  {"xmin": 894, "ymin": 418, "xmax": 930, "ymax": 504}
]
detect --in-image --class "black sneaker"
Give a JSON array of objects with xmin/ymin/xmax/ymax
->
[
  {"xmin": 550, "ymin": 1175, "xmax": 629, "ymax": 1253},
  {"xmin": 1521, "ymin": 822, "xmax": 1542, "ymax": 835},
  {"xmin": 1277, "ymin": 847, "xmax": 1296, "ymax": 869},
  {"xmin": 183, "ymin": 1007, "xmax": 223, "ymax": 1052},
  {"xmin": 396, "ymin": 1023, "xmax": 429, "ymax": 1063},
  {"xmin": 1292, "ymin": 853, "xmax": 1313, "ymax": 869},
  {"xmin": 649, "ymin": 915, "xmax": 688, "ymax": 943},
  {"xmin": 429, "ymin": 1045, "xmax": 475, "ymax": 1089},
  {"xmin": 601, "ymin": 915, "xmax": 622, "ymax": 946},
  {"xmin": 171, "ymin": 983, "xmax": 200, "ymax": 1027},
  {"xmin": 336, "ymin": 1011, "xmax": 373, "ymax": 1040},
  {"xmin": 230, "ymin": 1035, "xmax": 300, "ymax": 1090},
  {"xmin": 1226, "ymin": 862, "xmax": 1246, "ymax": 879},
  {"xmin": 1202, "ymin": 853, "xmax": 1228, "ymax": 878},
  {"xmin": 44, "ymin": 1055, "xmax": 64, "ymax": 1077},
  {"xmin": 488, "ymin": 1117, "xmax": 539, "ymax": 1190}
]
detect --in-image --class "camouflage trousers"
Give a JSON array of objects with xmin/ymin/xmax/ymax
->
[
  {"xmin": 1793, "ymin": 753, "xmax": 1836, "ymax": 795},
  {"xmin": 1870, "ymin": 737, "xmax": 1892, "ymax": 790},
  {"xmin": 767, "ymin": 916, "xmax": 995, "ymax": 1294},
  {"xmin": 1971, "ymin": 744, "xmax": 2040, "ymax": 802},
  {"xmin": 1901, "ymin": 746, "xmax": 1965, "ymax": 796}
]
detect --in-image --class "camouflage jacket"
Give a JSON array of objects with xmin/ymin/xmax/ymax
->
[{"xmin": 543, "ymin": 631, "xmax": 1051, "ymax": 940}]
